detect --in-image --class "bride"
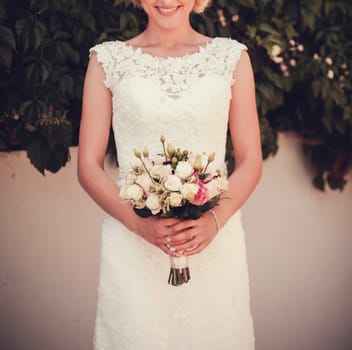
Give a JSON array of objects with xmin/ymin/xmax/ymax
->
[{"xmin": 78, "ymin": 0, "xmax": 262, "ymax": 349}]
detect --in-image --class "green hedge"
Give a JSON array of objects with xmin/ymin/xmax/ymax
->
[{"xmin": 0, "ymin": 0, "xmax": 351, "ymax": 190}]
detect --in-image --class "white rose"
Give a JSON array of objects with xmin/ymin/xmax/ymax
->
[
  {"xmin": 150, "ymin": 164, "xmax": 172, "ymax": 180},
  {"xmin": 164, "ymin": 175, "xmax": 182, "ymax": 192},
  {"xmin": 180, "ymin": 183, "xmax": 199, "ymax": 201},
  {"xmin": 168, "ymin": 192, "xmax": 183, "ymax": 207},
  {"xmin": 145, "ymin": 193, "xmax": 161, "ymax": 214},
  {"xmin": 119, "ymin": 185, "xmax": 128, "ymax": 200},
  {"xmin": 126, "ymin": 173, "xmax": 137, "ymax": 185},
  {"xmin": 205, "ymin": 177, "xmax": 229, "ymax": 199},
  {"xmin": 216, "ymin": 177, "xmax": 229, "ymax": 192},
  {"xmin": 175, "ymin": 161, "xmax": 193, "ymax": 179},
  {"xmin": 125, "ymin": 184, "xmax": 143, "ymax": 201},
  {"xmin": 204, "ymin": 181, "xmax": 218, "ymax": 200},
  {"xmin": 136, "ymin": 173, "xmax": 152, "ymax": 193}
]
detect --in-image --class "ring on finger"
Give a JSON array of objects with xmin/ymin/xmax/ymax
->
[
  {"xmin": 165, "ymin": 243, "xmax": 176, "ymax": 252},
  {"xmin": 186, "ymin": 243, "xmax": 200, "ymax": 251}
]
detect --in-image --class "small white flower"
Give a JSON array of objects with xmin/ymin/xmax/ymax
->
[
  {"xmin": 280, "ymin": 63, "xmax": 288, "ymax": 72},
  {"xmin": 289, "ymin": 39, "xmax": 296, "ymax": 46},
  {"xmin": 297, "ymin": 44, "xmax": 304, "ymax": 52},
  {"xmin": 125, "ymin": 184, "xmax": 144, "ymax": 201},
  {"xmin": 168, "ymin": 192, "xmax": 183, "ymax": 207},
  {"xmin": 217, "ymin": 9, "xmax": 226, "ymax": 27},
  {"xmin": 180, "ymin": 183, "xmax": 199, "ymax": 201},
  {"xmin": 232, "ymin": 14, "xmax": 239, "ymax": 22},
  {"xmin": 313, "ymin": 53, "xmax": 321, "ymax": 61},
  {"xmin": 164, "ymin": 175, "xmax": 182, "ymax": 192},
  {"xmin": 327, "ymin": 69, "xmax": 334, "ymax": 79},
  {"xmin": 289, "ymin": 59, "xmax": 296, "ymax": 67},
  {"xmin": 175, "ymin": 161, "xmax": 193, "ymax": 179},
  {"xmin": 325, "ymin": 57, "xmax": 333, "ymax": 65},
  {"xmin": 145, "ymin": 194, "xmax": 161, "ymax": 214},
  {"xmin": 271, "ymin": 45, "xmax": 281, "ymax": 57},
  {"xmin": 272, "ymin": 56, "xmax": 283, "ymax": 64}
]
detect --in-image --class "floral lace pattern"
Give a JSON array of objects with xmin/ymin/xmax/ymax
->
[{"xmin": 90, "ymin": 37, "xmax": 255, "ymax": 349}]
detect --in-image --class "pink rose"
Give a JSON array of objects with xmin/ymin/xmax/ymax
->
[{"xmin": 191, "ymin": 181, "xmax": 209, "ymax": 205}]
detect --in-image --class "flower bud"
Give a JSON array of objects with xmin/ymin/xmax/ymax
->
[
  {"xmin": 134, "ymin": 148, "xmax": 141, "ymax": 158},
  {"xmin": 143, "ymin": 147, "xmax": 149, "ymax": 158},
  {"xmin": 160, "ymin": 134, "xmax": 165, "ymax": 143},
  {"xmin": 167, "ymin": 143, "xmax": 175, "ymax": 156},
  {"xmin": 208, "ymin": 152, "xmax": 215, "ymax": 163},
  {"xmin": 193, "ymin": 154, "xmax": 203, "ymax": 170},
  {"xmin": 176, "ymin": 150, "xmax": 182, "ymax": 160}
]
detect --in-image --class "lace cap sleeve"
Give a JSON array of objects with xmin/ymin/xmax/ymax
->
[
  {"xmin": 89, "ymin": 41, "xmax": 117, "ymax": 89},
  {"xmin": 223, "ymin": 38, "xmax": 248, "ymax": 86}
]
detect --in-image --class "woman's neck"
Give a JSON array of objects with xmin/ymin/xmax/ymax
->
[{"xmin": 140, "ymin": 22, "xmax": 201, "ymax": 48}]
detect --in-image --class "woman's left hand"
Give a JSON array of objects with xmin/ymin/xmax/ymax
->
[{"xmin": 166, "ymin": 211, "xmax": 218, "ymax": 256}]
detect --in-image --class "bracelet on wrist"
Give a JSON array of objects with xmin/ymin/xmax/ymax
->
[{"xmin": 208, "ymin": 209, "xmax": 220, "ymax": 234}]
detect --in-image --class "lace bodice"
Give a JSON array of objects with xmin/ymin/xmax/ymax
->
[{"xmin": 90, "ymin": 37, "xmax": 247, "ymax": 183}]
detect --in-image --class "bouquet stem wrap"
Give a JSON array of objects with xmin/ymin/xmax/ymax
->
[{"xmin": 168, "ymin": 256, "xmax": 190, "ymax": 286}]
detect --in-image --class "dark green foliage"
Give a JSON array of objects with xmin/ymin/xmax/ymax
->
[{"xmin": 0, "ymin": 0, "xmax": 351, "ymax": 190}]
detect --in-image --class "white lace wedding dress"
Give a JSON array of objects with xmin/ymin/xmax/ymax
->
[{"xmin": 90, "ymin": 37, "xmax": 255, "ymax": 350}]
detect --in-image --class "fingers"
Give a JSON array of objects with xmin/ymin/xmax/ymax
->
[
  {"xmin": 169, "ymin": 219, "xmax": 197, "ymax": 234},
  {"xmin": 183, "ymin": 241, "xmax": 209, "ymax": 256}
]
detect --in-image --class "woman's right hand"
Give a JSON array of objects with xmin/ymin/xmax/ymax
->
[{"xmin": 132, "ymin": 216, "xmax": 182, "ymax": 256}]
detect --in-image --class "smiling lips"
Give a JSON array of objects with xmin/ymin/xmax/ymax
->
[{"xmin": 156, "ymin": 6, "xmax": 181, "ymax": 16}]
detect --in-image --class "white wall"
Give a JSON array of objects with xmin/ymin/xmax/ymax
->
[{"xmin": 1, "ymin": 133, "xmax": 351, "ymax": 350}]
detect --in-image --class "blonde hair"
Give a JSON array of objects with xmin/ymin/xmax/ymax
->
[{"xmin": 131, "ymin": 0, "xmax": 210, "ymax": 14}]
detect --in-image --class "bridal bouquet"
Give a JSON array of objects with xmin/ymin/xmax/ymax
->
[{"xmin": 120, "ymin": 135, "xmax": 228, "ymax": 286}]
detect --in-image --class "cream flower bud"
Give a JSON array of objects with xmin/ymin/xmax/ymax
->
[
  {"xmin": 145, "ymin": 193, "xmax": 161, "ymax": 214},
  {"xmin": 208, "ymin": 152, "xmax": 215, "ymax": 163},
  {"xmin": 297, "ymin": 44, "xmax": 304, "ymax": 52},
  {"xmin": 167, "ymin": 143, "xmax": 175, "ymax": 156},
  {"xmin": 160, "ymin": 134, "xmax": 165, "ymax": 143},
  {"xmin": 143, "ymin": 147, "xmax": 149, "ymax": 158},
  {"xmin": 133, "ymin": 148, "xmax": 141, "ymax": 158},
  {"xmin": 168, "ymin": 192, "xmax": 183, "ymax": 207},
  {"xmin": 175, "ymin": 161, "xmax": 193, "ymax": 179},
  {"xmin": 193, "ymin": 154, "xmax": 203, "ymax": 170},
  {"xmin": 164, "ymin": 175, "xmax": 182, "ymax": 192}
]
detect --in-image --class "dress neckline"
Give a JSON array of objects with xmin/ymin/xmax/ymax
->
[{"xmin": 118, "ymin": 37, "xmax": 218, "ymax": 61}]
